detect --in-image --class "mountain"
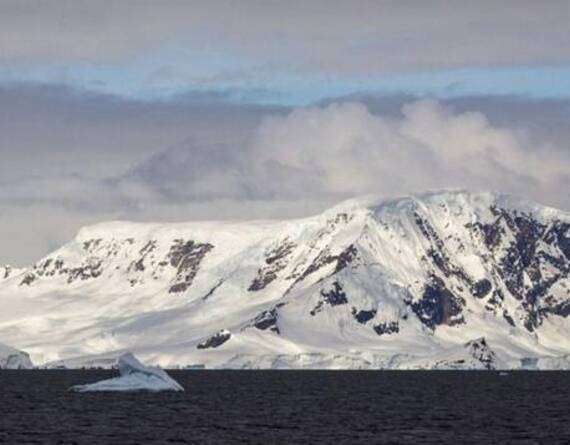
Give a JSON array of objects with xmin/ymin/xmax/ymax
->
[{"xmin": 1, "ymin": 190, "xmax": 570, "ymax": 369}]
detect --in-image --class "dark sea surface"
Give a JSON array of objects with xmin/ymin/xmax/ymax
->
[{"xmin": 0, "ymin": 370, "xmax": 569, "ymax": 444}]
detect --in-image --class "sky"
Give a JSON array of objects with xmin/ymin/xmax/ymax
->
[{"xmin": 1, "ymin": 0, "xmax": 570, "ymax": 265}]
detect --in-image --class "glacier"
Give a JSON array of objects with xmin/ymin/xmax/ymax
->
[
  {"xmin": 1, "ymin": 190, "xmax": 570, "ymax": 370},
  {"xmin": 70, "ymin": 353, "xmax": 184, "ymax": 392}
]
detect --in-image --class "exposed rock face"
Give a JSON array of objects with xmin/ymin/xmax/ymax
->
[
  {"xmin": 310, "ymin": 282, "xmax": 348, "ymax": 316},
  {"xmin": 248, "ymin": 307, "xmax": 282, "ymax": 334},
  {"xmin": 197, "ymin": 330, "xmax": 231, "ymax": 349},
  {"xmin": 3, "ymin": 191, "xmax": 570, "ymax": 370},
  {"xmin": 373, "ymin": 321, "xmax": 400, "ymax": 336},
  {"xmin": 168, "ymin": 240, "xmax": 214, "ymax": 293},
  {"xmin": 352, "ymin": 308, "xmax": 377, "ymax": 324},
  {"xmin": 17, "ymin": 235, "xmax": 214, "ymax": 294},
  {"xmin": 248, "ymin": 239, "xmax": 296, "ymax": 292},
  {"xmin": 472, "ymin": 279, "xmax": 492, "ymax": 298},
  {"xmin": 468, "ymin": 207, "xmax": 570, "ymax": 331},
  {"xmin": 410, "ymin": 276, "xmax": 466, "ymax": 329},
  {"xmin": 0, "ymin": 265, "xmax": 20, "ymax": 281}
]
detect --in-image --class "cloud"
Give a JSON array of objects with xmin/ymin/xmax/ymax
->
[
  {"xmin": 244, "ymin": 100, "xmax": 570, "ymax": 202},
  {"xmin": 0, "ymin": 1, "xmax": 568, "ymax": 74},
  {"xmin": 124, "ymin": 98, "xmax": 570, "ymax": 208},
  {"xmin": 1, "ymin": 3, "xmax": 569, "ymax": 267},
  {"xmin": 125, "ymin": 140, "xmax": 251, "ymax": 200},
  {"xmin": 0, "ymin": 84, "xmax": 280, "ymax": 181},
  {"xmin": 2, "ymin": 90, "xmax": 570, "ymax": 265}
]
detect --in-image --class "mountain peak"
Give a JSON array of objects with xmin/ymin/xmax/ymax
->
[{"xmin": 328, "ymin": 189, "xmax": 562, "ymax": 218}]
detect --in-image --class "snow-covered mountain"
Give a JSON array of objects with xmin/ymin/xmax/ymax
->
[{"xmin": 1, "ymin": 190, "xmax": 570, "ymax": 370}]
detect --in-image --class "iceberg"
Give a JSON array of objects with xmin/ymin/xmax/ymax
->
[
  {"xmin": 0, "ymin": 342, "xmax": 33, "ymax": 369},
  {"xmin": 70, "ymin": 353, "xmax": 184, "ymax": 392}
]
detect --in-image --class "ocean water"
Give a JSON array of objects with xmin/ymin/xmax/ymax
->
[{"xmin": 0, "ymin": 370, "xmax": 569, "ymax": 444}]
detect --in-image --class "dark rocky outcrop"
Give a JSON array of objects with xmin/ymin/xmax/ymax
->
[
  {"xmin": 373, "ymin": 321, "xmax": 400, "ymax": 336},
  {"xmin": 292, "ymin": 244, "xmax": 359, "ymax": 289},
  {"xmin": 202, "ymin": 279, "xmax": 224, "ymax": 301},
  {"xmin": 127, "ymin": 240, "xmax": 158, "ymax": 273},
  {"xmin": 460, "ymin": 205, "xmax": 570, "ymax": 332},
  {"xmin": 20, "ymin": 272, "xmax": 37, "ymax": 286},
  {"xmin": 310, "ymin": 282, "xmax": 348, "ymax": 316},
  {"xmin": 410, "ymin": 276, "xmax": 465, "ymax": 329},
  {"xmin": 334, "ymin": 245, "xmax": 358, "ymax": 273},
  {"xmin": 503, "ymin": 310, "xmax": 516, "ymax": 327},
  {"xmin": 1, "ymin": 265, "xmax": 14, "ymax": 280},
  {"xmin": 243, "ymin": 303, "xmax": 287, "ymax": 334},
  {"xmin": 472, "ymin": 279, "xmax": 492, "ymax": 298},
  {"xmin": 248, "ymin": 240, "xmax": 296, "ymax": 292},
  {"xmin": 65, "ymin": 262, "xmax": 103, "ymax": 283},
  {"xmin": 21, "ymin": 256, "xmax": 103, "ymax": 285},
  {"xmin": 168, "ymin": 240, "xmax": 214, "ymax": 293},
  {"xmin": 197, "ymin": 331, "xmax": 231, "ymax": 349},
  {"xmin": 286, "ymin": 212, "xmax": 356, "ymax": 286},
  {"xmin": 250, "ymin": 308, "xmax": 281, "ymax": 334},
  {"xmin": 352, "ymin": 308, "xmax": 377, "ymax": 324}
]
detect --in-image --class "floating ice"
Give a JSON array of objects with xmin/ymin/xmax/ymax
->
[
  {"xmin": 0, "ymin": 342, "xmax": 33, "ymax": 369},
  {"xmin": 70, "ymin": 353, "xmax": 184, "ymax": 392}
]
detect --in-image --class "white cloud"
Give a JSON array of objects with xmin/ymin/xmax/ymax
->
[
  {"xmin": 2, "ymin": 97, "xmax": 570, "ymax": 265},
  {"xmin": 118, "ymin": 98, "xmax": 570, "ymax": 215},
  {"xmin": 245, "ymin": 99, "xmax": 570, "ymax": 202}
]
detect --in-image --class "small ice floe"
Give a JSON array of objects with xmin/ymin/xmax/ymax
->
[
  {"xmin": 70, "ymin": 353, "xmax": 184, "ymax": 392},
  {"xmin": 499, "ymin": 371, "xmax": 509, "ymax": 377}
]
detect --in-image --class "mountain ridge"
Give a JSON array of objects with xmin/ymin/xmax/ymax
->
[{"xmin": 1, "ymin": 189, "xmax": 570, "ymax": 369}]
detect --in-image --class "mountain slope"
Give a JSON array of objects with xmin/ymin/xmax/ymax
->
[{"xmin": 1, "ymin": 190, "xmax": 570, "ymax": 369}]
